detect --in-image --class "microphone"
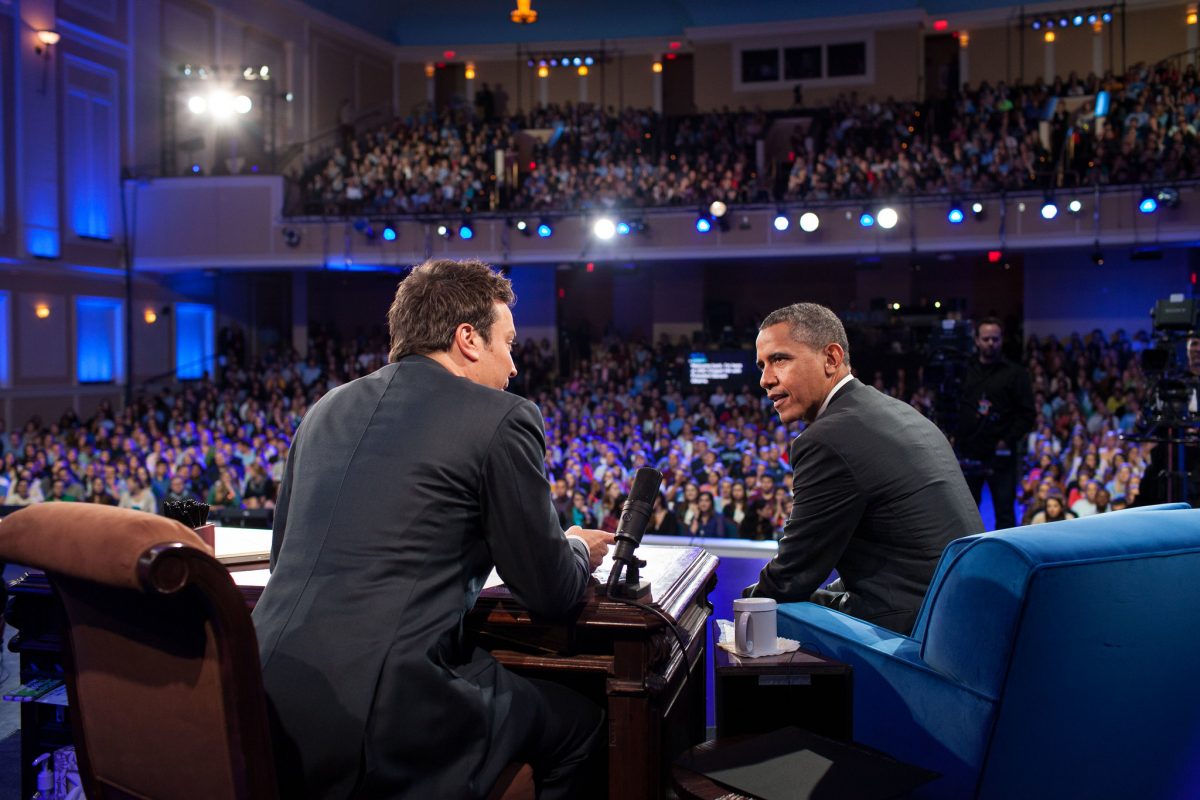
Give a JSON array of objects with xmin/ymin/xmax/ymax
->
[{"xmin": 606, "ymin": 467, "xmax": 662, "ymax": 599}]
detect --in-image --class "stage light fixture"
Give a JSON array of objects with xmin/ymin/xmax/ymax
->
[
  {"xmin": 1032, "ymin": 19, "xmax": 1042, "ymax": 29},
  {"xmin": 382, "ymin": 226, "xmax": 397, "ymax": 241},
  {"xmin": 515, "ymin": 219, "xmax": 530, "ymax": 235},
  {"xmin": 877, "ymin": 207, "xmax": 899, "ymax": 229},
  {"xmin": 859, "ymin": 211, "xmax": 876, "ymax": 228},
  {"xmin": 537, "ymin": 221, "xmax": 553, "ymax": 238},
  {"xmin": 187, "ymin": 96, "xmax": 207, "ymax": 114},
  {"xmin": 773, "ymin": 213, "xmax": 790, "ymax": 232},
  {"xmin": 436, "ymin": 224, "xmax": 451, "ymax": 238},
  {"xmin": 1156, "ymin": 187, "xmax": 1181, "ymax": 208},
  {"xmin": 585, "ymin": 56, "xmax": 594, "ymax": 66},
  {"xmin": 1058, "ymin": 16, "xmax": 1069, "ymax": 27},
  {"xmin": 1068, "ymin": 199, "xmax": 1083, "ymax": 213},
  {"xmin": 594, "ymin": 217, "xmax": 617, "ymax": 239},
  {"xmin": 190, "ymin": 164, "xmax": 201, "ymax": 174},
  {"xmin": 971, "ymin": 201, "xmax": 984, "ymax": 215},
  {"xmin": 709, "ymin": 200, "xmax": 728, "ymax": 218},
  {"xmin": 799, "ymin": 212, "xmax": 820, "ymax": 232},
  {"xmin": 458, "ymin": 222, "xmax": 474, "ymax": 240},
  {"xmin": 234, "ymin": 95, "xmax": 253, "ymax": 114},
  {"xmin": 1040, "ymin": 200, "xmax": 1059, "ymax": 220},
  {"xmin": 695, "ymin": 216, "xmax": 713, "ymax": 233},
  {"xmin": 1139, "ymin": 196, "xmax": 1158, "ymax": 214},
  {"xmin": 1088, "ymin": 13, "xmax": 1098, "ymax": 23},
  {"xmin": 1102, "ymin": 11, "xmax": 1112, "ymax": 22},
  {"xmin": 615, "ymin": 221, "xmax": 631, "ymax": 236},
  {"xmin": 1072, "ymin": 14, "xmax": 1083, "ymax": 25},
  {"xmin": 947, "ymin": 205, "xmax": 964, "ymax": 224}
]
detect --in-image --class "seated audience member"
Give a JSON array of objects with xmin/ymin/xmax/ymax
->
[
  {"xmin": 84, "ymin": 477, "xmax": 117, "ymax": 506},
  {"xmin": 119, "ymin": 478, "xmax": 157, "ymax": 513},
  {"xmin": 5, "ymin": 478, "xmax": 38, "ymax": 507},
  {"xmin": 690, "ymin": 491, "xmax": 735, "ymax": 537},
  {"xmin": 45, "ymin": 479, "xmax": 75, "ymax": 503},
  {"xmin": 1072, "ymin": 480, "xmax": 1101, "ymax": 517},
  {"xmin": 646, "ymin": 492, "xmax": 681, "ymax": 535},
  {"xmin": 163, "ymin": 475, "xmax": 194, "ymax": 505},
  {"xmin": 1094, "ymin": 487, "xmax": 1112, "ymax": 514},
  {"xmin": 242, "ymin": 463, "xmax": 276, "ymax": 509},
  {"xmin": 1030, "ymin": 492, "xmax": 1076, "ymax": 524},
  {"xmin": 207, "ymin": 467, "xmax": 242, "ymax": 510}
]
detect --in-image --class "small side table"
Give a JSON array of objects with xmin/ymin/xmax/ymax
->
[{"xmin": 714, "ymin": 626, "xmax": 853, "ymax": 741}]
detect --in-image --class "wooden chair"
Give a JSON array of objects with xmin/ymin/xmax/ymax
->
[{"xmin": 1, "ymin": 503, "xmax": 536, "ymax": 800}]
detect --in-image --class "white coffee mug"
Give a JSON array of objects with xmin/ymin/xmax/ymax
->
[{"xmin": 733, "ymin": 597, "xmax": 778, "ymax": 656}]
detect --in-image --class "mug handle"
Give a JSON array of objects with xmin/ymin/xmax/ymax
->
[{"xmin": 735, "ymin": 610, "xmax": 752, "ymax": 654}]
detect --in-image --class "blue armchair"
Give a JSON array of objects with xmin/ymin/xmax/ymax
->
[{"xmin": 776, "ymin": 504, "xmax": 1200, "ymax": 799}]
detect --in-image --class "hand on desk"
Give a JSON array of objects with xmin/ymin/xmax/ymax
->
[{"xmin": 567, "ymin": 526, "xmax": 616, "ymax": 571}]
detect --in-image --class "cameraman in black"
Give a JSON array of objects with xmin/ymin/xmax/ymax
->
[{"xmin": 956, "ymin": 318, "xmax": 1036, "ymax": 529}]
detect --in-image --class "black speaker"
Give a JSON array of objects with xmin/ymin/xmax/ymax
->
[{"xmin": 217, "ymin": 507, "xmax": 273, "ymax": 529}]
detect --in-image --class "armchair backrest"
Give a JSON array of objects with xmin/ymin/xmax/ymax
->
[
  {"xmin": 914, "ymin": 505, "xmax": 1200, "ymax": 798},
  {"xmin": 0, "ymin": 504, "xmax": 278, "ymax": 800}
]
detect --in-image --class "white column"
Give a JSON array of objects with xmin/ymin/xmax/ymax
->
[
  {"xmin": 1044, "ymin": 39, "xmax": 1055, "ymax": 84},
  {"xmin": 1093, "ymin": 28, "xmax": 1105, "ymax": 75},
  {"xmin": 959, "ymin": 40, "xmax": 969, "ymax": 88},
  {"xmin": 425, "ymin": 65, "xmax": 435, "ymax": 106},
  {"xmin": 538, "ymin": 75, "xmax": 548, "ymax": 107},
  {"xmin": 652, "ymin": 68, "xmax": 662, "ymax": 114},
  {"xmin": 579, "ymin": 74, "xmax": 588, "ymax": 103}
]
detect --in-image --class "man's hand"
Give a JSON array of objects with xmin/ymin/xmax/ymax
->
[{"xmin": 566, "ymin": 526, "xmax": 615, "ymax": 571}]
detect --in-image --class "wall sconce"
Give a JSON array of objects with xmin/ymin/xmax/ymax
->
[
  {"xmin": 144, "ymin": 308, "xmax": 158, "ymax": 324},
  {"xmin": 35, "ymin": 29, "xmax": 60, "ymax": 55},
  {"xmin": 35, "ymin": 303, "xmax": 50, "ymax": 319},
  {"xmin": 465, "ymin": 63, "xmax": 476, "ymax": 80}
]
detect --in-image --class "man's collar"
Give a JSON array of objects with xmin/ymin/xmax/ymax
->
[{"xmin": 816, "ymin": 373, "xmax": 856, "ymax": 420}]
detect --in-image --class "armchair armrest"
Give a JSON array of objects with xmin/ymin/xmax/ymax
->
[{"xmin": 778, "ymin": 602, "xmax": 998, "ymax": 800}]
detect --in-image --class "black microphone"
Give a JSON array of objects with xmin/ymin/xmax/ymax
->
[{"xmin": 606, "ymin": 467, "xmax": 662, "ymax": 598}]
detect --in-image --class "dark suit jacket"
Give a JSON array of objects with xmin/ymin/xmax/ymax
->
[
  {"xmin": 747, "ymin": 379, "xmax": 983, "ymax": 634},
  {"xmin": 252, "ymin": 355, "xmax": 591, "ymax": 799}
]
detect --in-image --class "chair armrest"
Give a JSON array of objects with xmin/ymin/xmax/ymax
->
[{"xmin": 778, "ymin": 603, "xmax": 997, "ymax": 800}]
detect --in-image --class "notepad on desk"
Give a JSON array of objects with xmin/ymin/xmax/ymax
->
[{"xmin": 213, "ymin": 526, "xmax": 272, "ymax": 566}]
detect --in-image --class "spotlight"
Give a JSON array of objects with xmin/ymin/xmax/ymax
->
[
  {"xmin": 1058, "ymin": 16, "xmax": 1069, "ymax": 27},
  {"xmin": 593, "ymin": 217, "xmax": 617, "ymax": 239},
  {"xmin": 436, "ymin": 224, "xmax": 451, "ymax": 238},
  {"xmin": 1068, "ymin": 199, "xmax": 1083, "ymax": 213},
  {"xmin": 799, "ymin": 212, "xmax": 820, "ymax": 232},
  {"xmin": 572, "ymin": 57, "xmax": 582, "ymax": 66},
  {"xmin": 615, "ymin": 221, "xmax": 631, "ymax": 236},
  {"xmin": 458, "ymin": 222, "xmax": 474, "ymax": 240},
  {"xmin": 773, "ymin": 213, "xmax": 790, "ymax": 232},
  {"xmin": 190, "ymin": 164, "xmax": 201, "ymax": 174},
  {"xmin": 695, "ymin": 216, "xmax": 713, "ymax": 233},
  {"xmin": 877, "ymin": 207, "xmax": 898, "ymax": 229},
  {"xmin": 859, "ymin": 211, "xmax": 876, "ymax": 228},
  {"xmin": 1072, "ymin": 14, "xmax": 1083, "ymax": 25},
  {"xmin": 1102, "ymin": 11, "xmax": 1112, "ymax": 22},
  {"xmin": 709, "ymin": 200, "xmax": 728, "ymax": 218},
  {"xmin": 1045, "ymin": 18, "xmax": 1054, "ymax": 28},
  {"xmin": 1139, "ymin": 196, "xmax": 1158, "ymax": 214},
  {"xmin": 208, "ymin": 90, "xmax": 234, "ymax": 118},
  {"xmin": 234, "ymin": 95, "xmax": 253, "ymax": 114},
  {"xmin": 537, "ymin": 221, "xmax": 553, "ymax": 238},
  {"xmin": 382, "ymin": 226, "xmax": 397, "ymax": 241},
  {"xmin": 549, "ymin": 58, "xmax": 558, "ymax": 66},
  {"xmin": 1032, "ymin": 19, "xmax": 1042, "ymax": 29},
  {"xmin": 1156, "ymin": 187, "xmax": 1181, "ymax": 208},
  {"xmin": 971, "ymin": 201, "xmax": 984, "ymax": 215},
  {"xmin": 187, "ymin": 96, "xmax": 207, "ymax": 114},
  {"xmin": 947, "ymin": 205, "xmax": 965, "ymax": 224},
  {"xmin": 515, "ymin": 219, "xmax": 530, "ymax": 235},
  {"xmin": 1088, "ymin": 13, "xmax": 1098, "ymax": 23},
  {"xmin": 1040, "ymin": 200, "xmax": 1059, "ymax": 220}
]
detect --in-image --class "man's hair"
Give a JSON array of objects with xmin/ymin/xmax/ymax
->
[
  {"xmin": 760, "ymin": 302, "xmax": 851, "ymax": 366},
  {"xmin": 387, "ymin": 259, "xmax": 516, "ymax": 362},
  {"xmin": 977, "ymin": 316, "xmax": 1003, "ymax": 333}
]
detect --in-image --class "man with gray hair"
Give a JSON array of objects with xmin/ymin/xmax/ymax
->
[{"xmin": 745, "ymin": 302, "xmax": 983, "ymax": 634}]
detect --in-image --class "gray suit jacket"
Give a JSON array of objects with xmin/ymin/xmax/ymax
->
[
  {"xmin": 253, "ymin": 355, "xmax": 591, "ymax": 799},
  {"xmin": 747, "ymin": 378, "xmax": 983, "ymax": 634}
]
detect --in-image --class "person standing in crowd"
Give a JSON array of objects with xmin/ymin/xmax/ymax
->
[
  {"xmin": 253, "ymin": 259, "xmax": 613, "ymax": 799},
  {"xmin": 745, "ymin": 302, "xmax": 983, "ymax": 634},
  {"xmin": 957, "ymin": 317, "xmax": 1036, "ymax": 530}
]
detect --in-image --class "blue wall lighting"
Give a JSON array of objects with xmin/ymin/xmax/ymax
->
[
  {"xmin": 76, "ymin": 296, "xmax": 123, "ymax": 383},
  {"xmin": 176, "ymin": 303, "xmax": 215, "ymax": 380}
]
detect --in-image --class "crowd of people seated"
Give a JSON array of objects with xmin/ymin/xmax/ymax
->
[{"xmin": 299, "ymin": 61, "xmax": 1200, "ymax": 216}]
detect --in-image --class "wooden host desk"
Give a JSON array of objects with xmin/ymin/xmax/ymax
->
[{"xmin": 7, "ymin": 530, "xmax": 717, "ymax": 799}]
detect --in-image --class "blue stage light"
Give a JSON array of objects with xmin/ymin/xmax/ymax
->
[
  {"xmin": 1040, "ymin": 201, "xmax": 1058, "ymax": 220},
  {"xmin": 1058, "ymin": 16, "xmax": 1069, "ymax": 27},
  {"xmin": 573, "ymin": 57, "xmax": 582, "ymax": 66},
  {"xmin": 458, "ymin": 223, "xmax": 474, "ymax": 240},
  {"xmin": 696, "ymin": 217, "xmax": 712, "ymax": 233},
  {"xmin": 1102, "ymin": 12, "xmax": 1112, "ymax": 22},
  {"xmin": 1139, "ymin": 197, "xmax": 1158, "ymax": 214},
  {"xmin": 615, "ymin": 221, "xmax": 631, "ymax": 235},
  {"xmin": 1032, "ymin": 19, "xmax": 1042, "ymax": 29},
  {"xmin": 191, "ymin": 164, "xmax": 201, "ymax": 173},
  {"xmin": 773, "ymin": 214, "xmax": 790, "ymax": 231},
  {"xmin": 1072, "ymin": 14, "xmax": 1083, "ymax": 25},
  {"xmin": 537, "ymin": 223, "xmax": 553, "ymax": 238},
  {"xmin": 947, "ymin": 206, "xmax": 964, "ymax": 224},
  {"xmin": 859, "ymin": 212, "xmax": 875, "ymax": 228},
  {"xmin": 1088, "ymin": 13, "xmax": 1098, "ymax": 23},
  {"xmin": 382, "ymin": 227, "xmax": 397, "ymax": 241},
  {"xmin": 584, "ymin": 56, "xmax": 594, "ymax": 66}
]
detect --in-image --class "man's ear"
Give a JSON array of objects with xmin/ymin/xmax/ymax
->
[
  {"xmin": 453, "ymin": 323, "xmax": 482, "ymax": 363},
  {"xmin": 824, "ymin": 343, "xmax": 845, "ymax": 375}
]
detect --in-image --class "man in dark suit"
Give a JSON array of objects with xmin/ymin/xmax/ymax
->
[
  {"xmin": 745, "ymin": 303, "xmax": 983, "ymax": 634},
  {"xmin": 253, "ymin": 259, "xmax": 614, "ymax": 799}
]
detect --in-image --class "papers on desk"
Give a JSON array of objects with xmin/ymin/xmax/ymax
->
[
  {"xmin": 213, "ymin": 527, "xmax": 272, "ymax": 565},
  {"xmin": 229, "ymin": 568, "xmax": 271, "ymax": 588}
]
